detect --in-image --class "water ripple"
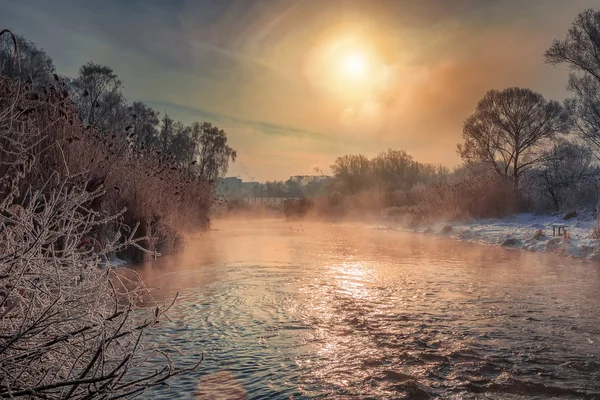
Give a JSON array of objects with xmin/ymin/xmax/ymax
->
[{"xmin": 137, "ymin": 220, "xmax": 600, "ymax": 399}]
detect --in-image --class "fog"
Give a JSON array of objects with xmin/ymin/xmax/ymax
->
[{"xmin": 137, "ymin": 219, "xmax": 600, "ymax": 398}]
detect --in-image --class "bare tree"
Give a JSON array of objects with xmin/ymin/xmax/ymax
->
[
  {"xmin": 370, "ymin": 149, "xmax": 448, "ymax": 191},
  {"xmin": 545, "ymin": 9, "xmax": 600, "ymax": 152},
  {"xmin": 330, "ymin": 151, "xmax": 447, "ymax": 195},
  {"xmin": 371, "ymin": 149, "xmax": 416, "ymax": 191},
  {"xmin": 457, "ymin": 87, "xmax": 569, "ymax": 195},
  {"xmin": 128, "ymin": 101, "xmax": 160, "ymax": 151},
  {"xmin": 0, "ymin": 32, "xmax": 55, "ymax": 88},
  {"xmin": 532, "ymin": 139, "xmax": 597, "ymax": 210},
  {"xmin": 195, "ymin": 122, "xmax": 237, "ymax": 182},
  {"xmin": 330, "ymin": 154, "xmax": 372, "ymax": 194},
  {"xmin": 71, "ymin": 62, "xmax": 127, "ymax": 134},
  {"xmin": 168, "ymin": 120, "xmax": 194, "ymax": 166},
  {"xmin": 158, "ymin": 114, "xmax": 174, "ymax": 154}
]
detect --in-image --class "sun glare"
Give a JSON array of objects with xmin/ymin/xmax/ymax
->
[
  {"xmin": 306, "ymin": 34, "xmax": 384, "ymax": 103},
  {"xmin": 343, "ymin": 52, "xmax": 368, "ymax": 78}
]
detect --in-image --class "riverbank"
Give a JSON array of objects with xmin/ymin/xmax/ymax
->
[{"xmin": 379, "ymin": 211, "xmax": 600, "ymax": 259}]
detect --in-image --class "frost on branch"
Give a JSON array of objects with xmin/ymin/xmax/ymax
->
[
  {"xmin": 0, "ymin": 177, "xmax": 201, "ymax": 398},
  {"xmin": 0, "ymin": 33, "xmax": 201, "ymax": 398}
]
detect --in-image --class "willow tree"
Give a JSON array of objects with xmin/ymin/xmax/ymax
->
[
  {"xmin": 196, "ymin": 122, "xmax": 237, "ymax": 182},
  {"xmin": 545, "ymin": 9, "xmax": 600, "ymax": 151},
  {"xmin": 457, "ymin": 87, "xmax": 569, "ymax": 194}
]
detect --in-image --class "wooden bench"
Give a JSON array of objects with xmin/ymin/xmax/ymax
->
[{"xmin": 552, "ymin": 224, "xmax": 566, "ymax": 237}]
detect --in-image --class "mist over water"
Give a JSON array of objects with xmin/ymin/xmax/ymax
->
[{"xmin": 138, "ymin": 219, "xmax": 600, "ymax": 399}]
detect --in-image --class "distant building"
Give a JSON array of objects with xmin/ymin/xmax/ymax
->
[
  {"xmin": 217, "ymin": 177, "xmax": 260, "ymax": 198},
  {"xmin": 241, "ymin": 182, "xmax": 260, "ymax": 196},
  {"xmin": 216, "ymin": 177, "xmax": 242, "ymax": 194}
]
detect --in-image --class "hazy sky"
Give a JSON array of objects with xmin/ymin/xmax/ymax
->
[{"xmin": 1, "ymin": 0, "xmax": 597, "ymax": 181}]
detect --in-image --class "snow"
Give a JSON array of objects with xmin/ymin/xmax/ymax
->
[
  {"xmin": 99, "ymin": 256, "xmax": 129, "ymax": 268},
  {"xmin": 380, "ymin": 211, "xmax": 600, "ymax": 259}
]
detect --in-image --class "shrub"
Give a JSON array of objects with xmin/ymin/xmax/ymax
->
[
  {"xmin": 0, "ymin": 73, "xmax": 213, "ymax": 261},
  {"xmin": 0, "ymin": 175, "xmax": 202, "ymax": 398},
  {"xmin": 1, "ymin": 31, "xmax": 203, "ymax": 397},
  {"xmin": 282, "ymin": 198, "xmax": 313, "ymax": 219}
]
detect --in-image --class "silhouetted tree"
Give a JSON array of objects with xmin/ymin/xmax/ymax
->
[
  {"xmin": 457, "ymin": 87, "xmax": 569, "ymax": 194},
  {"xmin": 533, "ymin": 139, "xmax": 597, "ymax": 210},
  {"xmin": 330, "ymin": 151, "xmax": 447, "ymax": 195},
  {"xmin": 158, "ymin": 114, "xmax": 174, "ymax": 153},
  {"xmin": 71, "ymin": 62, "xmax": 127, "ymax": 133},
  {"xmin": 0, "ymin": 32, "xmax": 54, "ymax": 88},
  {"xmin": 330, "ymin": 154, "xmax": 372, "ymax": 194},
  {"xmin": 196, "ymin": 122, "xmax": 237, "ymax": 181},
  {"xmin": 188, "ymin": 122, "xmax": 203, "ymax": 165},
  {"xmin": 168, "ymin": 120, "xmax": 194, "ymax": 165},
  {"xmin": 371, "ymin": 149, "xmax": 418, "ymax": 191},
  {"xmin": 285, "ymin": 179, "xmax": 302, "ymax": 197},
  {"xmin": 545, "ymin": 9, "xmax": 600, "ymax": 152},
  {"xmin": 128, "ymin": 101, "xmax": 160, "ymax": 150}
]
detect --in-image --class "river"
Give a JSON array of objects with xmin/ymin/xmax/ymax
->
[{"xmin": 136, "ymin": 219, "xmax": 600, "ymax": 399}]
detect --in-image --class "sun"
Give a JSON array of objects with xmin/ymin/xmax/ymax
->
[
  {"xmin": 306, "ymin": 34, "xmax": 382, "ymax": 101},
  {"xmin": 342, "ymin": 52, "xmax": 368, "ymax": 78}
]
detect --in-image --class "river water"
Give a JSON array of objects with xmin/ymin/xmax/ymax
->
[{"xmin": 137, "ymin": 219, "xmax": 600, "ymax": 399}]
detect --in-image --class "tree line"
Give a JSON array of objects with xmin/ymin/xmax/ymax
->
[
  {"xmin": 456, "ymin": 8, "xmax": 600, "ymax": 211},
  {"xmin": 0, "ymin": 29, "xmax": 215, "ymax": 398},
  {"xmin": 250, "ymin": 150, "xmax": 449, "ymax": 201},
  {"xmin": 327, "ymin": 9, "xmax": 600, "ymax": 214},
  {"xmin": 0, "ymin": 37, "xmax": 236, "ymax": 183}
]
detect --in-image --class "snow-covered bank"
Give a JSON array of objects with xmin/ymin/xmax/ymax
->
[
  {"xmin": 99, "ymin": 255, "xmax": 129, "ymax": 268},
  {"xmin": 381, "ymin": 211, "xmax": 600, "ymax": 259}
]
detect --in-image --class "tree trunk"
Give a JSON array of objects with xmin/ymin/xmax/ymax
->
[
  {"xmin": 549, "ymin": 188, "xmax": 560, "ymax": 211},
  {"xmin": 513, "ymin": 154, "xmax": 520, "ymax": 205}
]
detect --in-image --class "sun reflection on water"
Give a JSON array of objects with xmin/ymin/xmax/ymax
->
[
  {"xmin": 137, "ymin": 220, "xmax": 600, "ymax": 399},
  {"xmin": 327, "ymin": 260, "xmax": 374, "ymax": 299}
]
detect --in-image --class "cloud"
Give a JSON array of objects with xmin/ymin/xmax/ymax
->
[
  {"xmin": 145, "ymin": 100, "xmax": 331, "ymax": 140},
  {"xmin": 3, "ymin": 0, "xmax": 600, "ymax": 179}
]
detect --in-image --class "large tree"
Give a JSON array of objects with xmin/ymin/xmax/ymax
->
[
  {"xmin": 371, "ymin": 149, "xmax": 417, "ymax": 191},
  {"xmin": 70, "ymin": 62, "xmax": 127, "ymax": 133},
  {"xmin": 545, "ymin": 9, "xmax": 600, "ymax": 151},
  {"xmin": 195, "ymin": 122, "xmax": 237, "ymax": 182},
  {"xmin": 533, "ymin": 139, "xmax": 596, "ymax": 210},
  {"xmin": 128, "ymin": 101, "xmax": 160, "ymax": 150},
  {"xmin": 0, "ymin": 32, "xmax": 55, "ymax": 88},
  {"xmin": 457, "ymin": 87, "xmax": 569, "ymax": 194},
  {"xmin": 330, "ymin": 154, "xmax": 372, "ymax": 194},
  {"xmin": 168, "ymin": 120, "xmax": 194, "ymax": 166}
]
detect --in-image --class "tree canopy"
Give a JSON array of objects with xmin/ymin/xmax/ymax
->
[{"xmin": 457, "ymin": 87, "xmax": 569, "ymax": 191}]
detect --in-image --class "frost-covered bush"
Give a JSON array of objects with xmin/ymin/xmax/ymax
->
[
  {"xmin": 0, "ymin": 30, "xmax": 201, "ymax": 398},
  {"xmin": 0, "ymin": 178, "xmax": 201, "ymax": 398},
  {"xmin": 524, "ymin": 139, "xmax": 600, "ymax": 212},
  {"xmin": 0, "ymin": 57, "xmax": 213, "ymax": 261},
  {"xmin": 408, "ymin": 172, "xmax": 517, "ymax": 222}
]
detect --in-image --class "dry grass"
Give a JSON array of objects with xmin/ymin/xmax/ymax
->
[
  {"xmin": 1, "ymin": 30, "xmax": 204, "ymax": 397},
  {"xmin": 0, "ymin": 174, "xmax": 202, "ymax": 398},
  {"xmin": 0, "ymin": 73, "xmax": 213, "ymax": 260},
  {"xmin": 377, "ymin": 173, "xmax": 518, "ymax": 227},
  {"xmin": 411, "ymin": 173, "xmax": 518, "ymax": 222}
]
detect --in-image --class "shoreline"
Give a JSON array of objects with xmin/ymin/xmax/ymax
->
[{"xmin": 378, "ymin": 211, "xmax": 600, "ymax": 260}]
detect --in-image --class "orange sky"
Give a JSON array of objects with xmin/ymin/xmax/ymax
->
[{"xmin": 3, "ymin": 0, "xmax": 599, "ymax": 180}]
